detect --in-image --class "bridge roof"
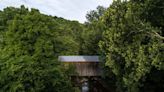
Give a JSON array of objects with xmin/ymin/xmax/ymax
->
[{"xmin": 58, "ymin": 56, "xmax": 99, "ymax": 62}]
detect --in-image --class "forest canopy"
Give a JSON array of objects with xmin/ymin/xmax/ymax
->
[
  {"xmin": 0, "ymin": 5, "xmax": 82, "ymax": 92},
  {"xmin": 0, "ymin": 0, "xmax": 164, "ymax": 92},
  {"xmin": 100, "ymin": 0, "xmax": 164, "ymax": 92}
]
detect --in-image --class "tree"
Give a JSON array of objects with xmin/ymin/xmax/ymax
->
[
  {"xmin": 86, "ymin": 6, "xmax": 107, "ymax": 23},
  {"xmin": 0, "ymin": 6, "xmax": 79, "ymax": 92},
  {"xmin": 99, "ymin": 0, "xmax": 164, "ymax": 92},
  {"xmin": 79, "ymin": 6, "xmax": 106, "ymax": 55}
]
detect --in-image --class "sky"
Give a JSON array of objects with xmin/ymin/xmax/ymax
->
[{"xmin": 0, "ymin": 0, "xmax": 112, "ymax": 23}]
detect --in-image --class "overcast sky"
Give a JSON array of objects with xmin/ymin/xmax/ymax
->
[{"xmin": 0, "ymin": 0, "xmax": 112, "ymax": 23}]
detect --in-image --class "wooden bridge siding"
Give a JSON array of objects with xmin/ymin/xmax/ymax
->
[{"xmin": 69, "ymin": 62, "xmax": 101, "ymax": 76}]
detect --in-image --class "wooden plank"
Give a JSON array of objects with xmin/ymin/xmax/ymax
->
[{"xmin": 67, "ymin": 62, "xmax": 102, "ymax": 76}]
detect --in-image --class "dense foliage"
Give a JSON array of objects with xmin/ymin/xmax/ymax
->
[
  {"xmin": 100, "ymin": 0, "xmax": 164, "ymax": 92},
  {"xmin": 80, "ymin": 6, "xmax": 106, "ymax": 55},
  {"xmin": 0, "ymin": 0, "xmax": 164, "ymax": 91},
  {"xmin": 0, "ymin": 6, "xmax": 81, "ymax": 92}
]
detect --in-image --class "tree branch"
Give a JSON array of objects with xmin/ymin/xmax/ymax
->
[{"xmin": 147, "ymin": 31, "xmax": 164, "ymax": 40}]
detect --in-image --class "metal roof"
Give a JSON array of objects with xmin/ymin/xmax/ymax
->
[{"xmin": 58, "ymin": 56, "xmax": 99, "ymax": 62}]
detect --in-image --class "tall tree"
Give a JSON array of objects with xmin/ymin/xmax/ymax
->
[
  {"xmin": 99, "ymin": 0, "xmax": 164, "ymax": 92},
  {"xmin": 0, "ymin": 6, "xmax": 80, "ymax": 92},
  {"xmin": 79, "ymin": 6, "xmax": 106, "ymax": 55}
]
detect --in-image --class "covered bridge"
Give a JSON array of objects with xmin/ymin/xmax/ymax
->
[
  {"xmin": 58, "ymin": 56, "xmax": 112, "ymax": 92},
  {"xmin": 58, "ymin": 56, "xmax": 102, "ymax": 76}
]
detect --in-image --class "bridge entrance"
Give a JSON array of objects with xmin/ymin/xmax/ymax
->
[{"xmin": 58, "ymin": 56, "xmax": 113, "ymax": 92}]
